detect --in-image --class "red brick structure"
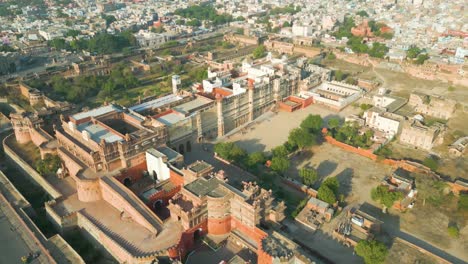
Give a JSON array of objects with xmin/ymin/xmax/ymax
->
[{"xmin": 351, "ymin": 20, "xmax": 373, "ymax": 37}]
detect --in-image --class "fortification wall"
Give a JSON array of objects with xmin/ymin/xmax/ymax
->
[
  {"xmin": 3, "ymin": 134, "xmax": 62, "ymax": 199},
  {"xmin": 99, "ymin": 177, "xmax": 159, "ymax": 234}
]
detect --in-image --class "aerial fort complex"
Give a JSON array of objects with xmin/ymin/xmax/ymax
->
[{"xmin": 6, "ymin": 55, "xmax": 324, "ymax": 264}]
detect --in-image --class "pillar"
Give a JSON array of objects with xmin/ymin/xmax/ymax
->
[
  {"xmin": 273, "ymin": 78, "xmax": 280, "ymax": 102},
  {"xmin": 248, "ymin": 79, "xmax": 254, "ymax": 122},
  {"xmin": 196, "ymin": 112, "xmax": 203, "ymax": 140},
  {"xmin": 216, "ymin": 97, "xmax": 224, "ymax": 137}
]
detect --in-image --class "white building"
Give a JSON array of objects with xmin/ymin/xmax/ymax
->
[
  {"xmin": 364, "ymin": 108, "xmax": 402, "ymax": 138},
  {"xmin": 134, "ymin": 30, "xmax": 167, "ymax": 48},
  {"xmin": 310, "ymin": 81, "xmax": 363, "ymax": 111}
]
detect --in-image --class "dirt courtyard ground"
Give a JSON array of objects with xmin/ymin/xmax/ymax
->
[{"xmin": 225, "ymin": 103, "xmax": 360, "ymax": 153}]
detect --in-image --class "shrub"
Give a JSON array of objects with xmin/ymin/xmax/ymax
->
[
  {"xmin": 371, "ymin": 185, "xmax": 403, "ymax": 208},
  {"xmin": 299, "ymin": 168, "xmax": 318, "ymax": 187},
  {"xmin": 270, "ymin": 156, "xmax": 290, "ymax": 173},
  {"xmin": 317, "ymin": 185, "xmax": 337, "ymax": 204},
  {"xmin": 355, "ymin": 240, "xmax": 388, "ymax": 264},
  {"xmin": 423, "ymin": 156, "xmax": 438, "ymax": 171},
  {"xmin": 447, "ymin": 226, "xmax": 459, "ymax": 238}
]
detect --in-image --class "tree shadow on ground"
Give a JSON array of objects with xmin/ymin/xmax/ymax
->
[
  {"xmin": 316, "ymin": 160, "xmax": 338, "ymax": 182},
  {"xmin": 336, "ymin": 168, "xmax": 353, "ymax": 198},
  {"xmin": 232, "ymin": 138, "xmax": 266, "ymax": 153}
]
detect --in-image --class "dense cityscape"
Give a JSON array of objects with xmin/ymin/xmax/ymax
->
[{"xmin": 0, "ymin": 0, "xmax": 466, "ymax": 264}]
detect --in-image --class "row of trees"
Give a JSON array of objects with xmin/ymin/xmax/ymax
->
[
  {"xmin": 174, "ymin": 4, "xmax": 233, "ymax": 26},
  {"xmin": 48, "ymin": 31, "xmax": 136, "ymax": 55},
  {"xmin": 331, "ymin": 122, "xmax": 374, "ymax": 149},
  {"xmin": 214, "ymin": 114, "xmax": 324, "ymax": 175}
]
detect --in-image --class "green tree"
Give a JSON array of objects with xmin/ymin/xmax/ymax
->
[
  {"xmin": 252, "ymin": 45, "xmax": 267, "ymax": 59},
  {"xmin": 271, "ymin": 145, "xmax": 289, "ymax": 158},
  {"xmin": 326, "ymin": 52, "xmax": 336, "ymax": 60},
  {"xmin": 334, "ymin": 70, "xmax": 346, "ymax": 81},
  {"xmin": 317, "ymin": 185, "xmax": 337, "ymax": 204},
  {"xmin": 291, "ymin": 198, "xmax": 308, "ymax": 218},
  {"xmin": 247, "ymin": 152, "xmax": 266, "ymax": 168},
  {"xmin": 345, "ymin": 76, "xmax": 358, "ymax": 85},
  {"xmin": 355, "ymin": 240, "xmax": 388, "ymax": 264},
  {"xmin": 103, "ymin": 15, "xmax": 116, "ymax": 27},
  {"xmin": 282, "ymin": 21, "xmax": 291, "ymax": 27},
  {"xmin": 186, "ymin": 19, "xmax": 201, "ymax": 27},
  {"xmin": 423, "ymin": 156, "xmax": 438, "ymax": 171},
  {"xmin": 368, "ymin": 42, "xmax": 389, "ymax": 58},
  {"xmin": 360, "ymin": 103, "xmax": 373, "ymax": 111},
  {"xmin": 415, "ymin": 54, "xmax": 429, "ymax": 65},
  {"xmin": 356, "ymin": 10, "xmax": 369, "ymax": 17},
  {"xmin": 371, "ymin": 185, "xmax": 403, "ymax": 209},
  {"xmin": 458, "ymin": 193, "xmax": 468, "ymax": 211},
  {"xmin": 35, "ymin": 154, "xmax": 62, "ymax": 176},
  {"xmin": 48, "ymin": 38, "xmax": 68, "ymax": 50},
  {"xmin": 299, "ymin": 168, "xmax": 318, "ymax": 187},
  {"xmin": 327, "ymin": 118, "xmax": 340, "ymax": 131},
  {"xmin": 270, "ymin": 156, "xmax": 290, "ymax": 173},
  {"xmin": 288, "ymin": 128, "xmax": 316, "ymax": 149},
  {"xmin": 214, "ymin": 142, "xmax": 246, "ymax": 163},
  {"xmin": 300, "ymin": 114, "xmax": 323, "ymax": 134},
  {"xmin": 447, "ymin": 225, "xmax": 459, "ymax": 238},
  {"xmin": 322, "ymin": 177, "xmax": 339, "ymax": 195},
  {"xmin": 406, "ymin": 45, "xmax": 421, "ymax": 59}
]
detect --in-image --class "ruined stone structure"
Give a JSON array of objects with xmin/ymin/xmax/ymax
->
[
  {"xmin": 18, "ymin": 83, "xmax": 73, "ymax": 111},
  {"xmin": 399, "ymin": 120, "xmax": 445, "ymax": 150},
  {"xmin": 408, "ymin": 92, "xmax": 456, "ymax": 120}
]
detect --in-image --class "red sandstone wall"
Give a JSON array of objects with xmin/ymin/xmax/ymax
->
[
  {"xmin": 57, "ymin": 148, "xmax": 83, "ymax": 177},
  {"xmin": 99, "ymin": 178, "xmax": 158, "ymax": 234},
  {"xmin": 146, "ymin": 185, "xmax": 180, "ymax": 210},
  {"xmin": 115, "ymin": 161, "xmax": 147, "ymax": 183},
  {"xmin": 169, "ymin": 170, "xmax": 184, "ymax": 187},
  {"xmin": 230, "ymin": 217, "xmax": 267, "ymax": 246},
  {"xmin": 325, "ymin": 136, "xmax": 377, "ymax": 160},
  {"xmin": 257, "ymin": 245, "xmax": 273, "ymax": 264},
  {"xmin": 208, "ymin": 216, "xmax": 232, "ymax": 235},
  {"xmin": 76, "ymin": 179, "xmax": 102, "ymax": 202},
  {"xmin": 30, "ymin": 128, "xmax": 49, "ymax": 148}
]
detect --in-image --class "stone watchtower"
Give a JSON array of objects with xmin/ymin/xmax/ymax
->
[{"xmin": 10, "ymin": 112, "xmax": 43, "ymax": 144}]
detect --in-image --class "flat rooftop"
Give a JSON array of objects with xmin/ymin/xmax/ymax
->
[
  {"xmin": 156, "ymin": 111, "xmax": 186, "ymax": 126},
  {"xmin": 173, "ymin": 97, "xmax": 212, "ymax": 115},
  {"xmin": 77, "ymin": 122, "xmax": 123, "ymax": 143},
  {"xmin": 184, "ymin": 176, "xmax": 226, "ymax": 198},
  {"xmin": 72, "ymin": 104, "xmax": 120, "ymax": 121},
  {"xmin": 129, "ymin": 94, "xmax": 184, "ymax": 113},
  {"xmin": 189, "ymin": 161, "xmax": 212, "ymax": 173},
  {"xmin": 157, "ymin": 146, "xmax": 182, "ymax": 162}
]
